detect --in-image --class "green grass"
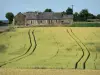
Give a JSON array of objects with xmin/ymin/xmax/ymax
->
[
  {"xmin": 71, "ymin": 23, "xmax": 100, "ymax": 27},
  {"xmin": 0, "ymin": 27, "xmax": 100, "ymax": 70}
]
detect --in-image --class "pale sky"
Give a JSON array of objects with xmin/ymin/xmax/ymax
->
[{"xmin": 0, "ymin": 0, "xmax": 100, "ymax": 20}]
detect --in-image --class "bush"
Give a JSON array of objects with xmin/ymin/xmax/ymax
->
[{"xmin": 8, "ymin": 24, "xmax": 16, "ymax": 31}]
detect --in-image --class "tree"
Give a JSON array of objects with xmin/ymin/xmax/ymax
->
[
  {"xmin": 44, "ymin": 9, "xmax": 52, "ymax": 12},
  {"xmin": 79, "ymin": 9, "xmax": 89, "ymax": 21},
  {"xmin": 73, "ymin": 12, "xmax": 79, "ymax": 21},
  {"xmin": 97, "ymin": 14, "xmax": 100, "ymax": 19},
  {"xmin": 0, "ymin": 21, "xmax": 3, "ymax": 26},
  {"xmin": 66, "ymin": 7, "xmax": 73, "ymax": 15},
  {"xmin": 88, "ymin": 13, "xmax": 96, "ymax": 19},
  {"xmin": 0, "ymin": 21, "xmax": 3, "ymax": 24},
  {"xmin": 62, "ymin": 11, "xmax": 66, "ymax": 14},
  {"xmin": 61, "ymin": 11, "xmax": 66, "ymax": 17},
  {"xmin": 5, "ymin": 12, "xmax": 14, "ymax": 24}
]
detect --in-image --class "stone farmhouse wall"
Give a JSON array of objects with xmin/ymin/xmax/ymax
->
[{"xmin": 13, "ymin": 12, "xmax": 73, "ymax": 26}]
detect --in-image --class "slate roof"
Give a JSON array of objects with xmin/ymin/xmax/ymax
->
[
  {"xmin": 23, "ymin": 12, "xmax": 37, "ymax": 20},
  {"xmin": 40, "ymin": 12, "xmax": 53, "ymax": 20},
  {"xmin": 53, "ymin": 13, "xmax": 62, "ymax": 19},
  {"xmin": 62, "ymin": 15, "xmax": 73, "ymax": 19},
  {"xmin": 23, "ymin": 12, "xmax": 73, "ymax": 20}
]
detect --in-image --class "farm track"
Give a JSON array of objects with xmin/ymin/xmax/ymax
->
[
  {"xmin": 14, "ymin": 30, "xmax": 37, "ymax": 61},
  {"xmin": 70, "ymin": 28, "xmax": 90, "ymax": 69},
  {"xmin": 94, "ymin": 53, "xmax": 97, "ymax": 69},
  {"xmin": 42, "ymin": 29, "xmax": 60, "ymax": 62},
  {"xmin": 49, "ymin": 30, "xmax": 60, "ymax": 59},
  {"xmin": 93, "ymin": 32, "xmax": 99, "ymax": 38},
  {"xmin": 93, "ymin": 32, "xmax": 98, "ymax": 69},
  {"xmin": 29, "ymin": 30, "xmax": 37, "ymax": 55},
  {"xmin": 92, "ymin": 32, "xmax": 99, "ymax": 69},
  {"xmin": 67, "ymin": 29, "xmax": 90, "ymax": 69},
  {"xmin": 49, "ymin": 37, "xmax": 59, "ymax": 59},
  {"xmin": 0, "ymin": 30, "xmax": 37, "ymax": 67},
  {"xmin": 66, "ymin": 29, "xmax": 84, "ymax": 69}
]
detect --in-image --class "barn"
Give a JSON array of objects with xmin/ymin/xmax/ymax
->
[{"xmin": 13, "ymin": 12, "xmax": 73, "ymax": 26}]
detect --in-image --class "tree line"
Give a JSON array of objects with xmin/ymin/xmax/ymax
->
[
  {"xmin": 5, "ymin": 7, "xmax": 100, "ymax": 24},
  {"xmin": 44, "ymin": 8, "xmax": 100, "ymax": 22},
  {"xmin": 73, "ymin": 9, "xmax": 100, "ymax": 21}
]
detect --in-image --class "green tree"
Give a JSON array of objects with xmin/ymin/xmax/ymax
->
[
  {"xmin": 5, "ymin": 12, "xmax": 14, "ymax": 24},
  {"xmin": 97, "ymin": 14, "xmax": 100, "ymax": 19},
  {"xmin": 61, "ymin": 11, "xmax": 66, "ymax": 17},
  {"xmin": 62, "ymin": 11, "xmax": 66, "ymax": 14},
  {"xmin": 0, "ymin": 21, "xmax": 3, "ymax": 23},
  {"xmin": 79, "ymin": 9, "xmax": 89, "ymax": 21},
  {"xmin": 44, "ymin": 9, "xmax": 52, "ymax": 12},
  {"xmin": 66, "ymin": 7, "xmax": 73, "ymax": 15},
  {"xmin": 88, "ymin": 13, "xmax": 96, "ymax": 19},
  {"xmin": 73, "ymin": 12, "xmax": 79, "ymax": 21}
]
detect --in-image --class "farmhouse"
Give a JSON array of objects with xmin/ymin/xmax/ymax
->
[{"xmin": 13, "ymin": 12, "xmax": 73, "ymax": 26}]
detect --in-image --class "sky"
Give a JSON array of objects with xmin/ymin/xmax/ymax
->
[{"xmin": 0, "ymin": 0, "xmax": 100, "ymax": 20}]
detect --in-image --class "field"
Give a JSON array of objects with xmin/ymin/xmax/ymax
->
[
  {"xmin": 72, "ymin": 22, "xmax": 100, "ymax": 27},
  {"xmin": 0, "ymin": 27, "xmax": 100, "ymax": 70},
  {"xmin": 0, "ymin": 69, "xmax": 100, "ymax": 75}
]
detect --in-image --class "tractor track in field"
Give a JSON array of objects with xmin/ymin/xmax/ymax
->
[
  {"xmin": 14, "ymin": 30, "xmax": 37, "ymax": 61},
  {"xmin": 70, "ymin": 28, "xmax": 90, "ymax": 69},
  {"xmin": 29, "ymin": 30, "xmax": 37, "ymax": 55},
  {"xmin": 92, "ymin": 32, "xmax": 98, "ymax": 69},
  {"xmin": 49, "ymin": 30, "xmax": 60, "ymax": 59},
  {"xmin": 0, "ymin": 29, "xmax": 32, "ymax": 67},
  {"xmin": 94, "ymin": 53, "xmax": 97, "ymax": 69},
  {"xmin": 92, "ymin": 32, "xmax": 100, "ymax": 38},
  {"xmin": 67, "ymin": 28, "xmax": 90, "ymax": 69},
  {"xmin": 66, "ymin": 29, "xmax": 84, "ymax": 69},
  {"xmin": 42, "ymin": 30, "xmax": 60, "ymax": 62},
  {"xmin": 0, "ymin": 30, "xmax": 37, "ymax": 67},
  {"xmin": 50, "ymin": 35, "xmax": 60, "ymax": 59},
  {"xmin": 9, "ymin": 30, "xmax": 32, "ymax": 61}
]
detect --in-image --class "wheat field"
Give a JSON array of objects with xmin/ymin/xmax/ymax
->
[{"xmin": 0, "ymin": 27, "xmax": 100, "ymax": 70}]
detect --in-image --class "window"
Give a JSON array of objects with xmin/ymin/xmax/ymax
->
[
  {"xmin": 31, "ymin": 20, "xmax": 32, "ymax": 24},
  {"xmin": 61, "ymin": 21, "xmax": 64, "ymax": 23},
  {"xmin": 40, "ymin": 20, "xmax": 42, "ymax": 23},
  {"xmin": 56, "ymin": 20, "xmax": 57, "ymax": 23}
]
